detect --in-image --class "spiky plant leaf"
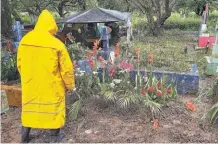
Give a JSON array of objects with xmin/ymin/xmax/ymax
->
[
  {"xmin": 144, "ymin": 95, "xmax": 162, "ymax": 117},
  {"xmin": 118, "ymin": 96, "xmax": 131, "ymax": 109},
  {"xmin": 103, "ymin": 91, "xmax": 117, "ymax": 102},
  {"xmin": 207, "ymin": 102, "xmax": 218, "ymax": 124},
  {"xmin": 69, "ymin": 99, "xmax": 81, "ymax": 121}
]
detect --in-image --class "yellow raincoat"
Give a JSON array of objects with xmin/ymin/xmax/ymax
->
[{"xmin": 17, "ymin": 10, "xmax": 75, "ymax": 129}]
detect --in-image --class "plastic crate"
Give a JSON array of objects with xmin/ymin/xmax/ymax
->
[{"xmin": 1, "ymin": 85, "xmax": 22, "ymax": 107}]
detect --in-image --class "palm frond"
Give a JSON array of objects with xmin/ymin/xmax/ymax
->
[
  {"xmin": 118, "ymin": 96, "xmax": 131, "ymax": 108},
  {"xmin": 103, "ymin": 91, "xmax": 117, "ymax": 102},
  {"xmin": 144, "ymin": 96, "xmax": 162, "ymax": 117},
  {"xmin": 69, "ymin": 99, "xmax": 82, "ymax": 121}
]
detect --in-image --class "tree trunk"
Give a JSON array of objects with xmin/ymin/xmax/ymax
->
[
  {"xmin": 58, "ymin": 5, "xmax": 64, "ymax": 17},
  {"xmin": 1, "ymin": 0, "xmax": 12, "ymax": 39}
]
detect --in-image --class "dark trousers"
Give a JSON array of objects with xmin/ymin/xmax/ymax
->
[{"xmin": 21, "ymin": 126, "xmax": 60, "ymax": 143}]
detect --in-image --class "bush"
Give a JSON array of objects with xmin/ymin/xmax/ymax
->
[
  {"xmin": 1, "ymin": 52, "xmax": 20, "ymax": 82},
  {"xmin": 165, "ymin": 14, "xmax": 201, "ymax": 31}
]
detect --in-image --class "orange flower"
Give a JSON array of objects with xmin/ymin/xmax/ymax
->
[
  {"xmin": 153, "ymin": 119, "xmax": 159, "ymax": 129},
  {"xmin": 157, "ymin": 81, "xmax": 161, "ymax": 90},
  {"xmin": 98, "ymin": 56, "xmax": 104, "ymax": 62},
  {"xmin": 115, "ymin": 43, "xmax": 120, "ymax": 57},
  {"xmin": 148, "ymin": 52, "xmax": 153, "ymax": 64},
  {"xmin": 185, "ymin": 101, "xmax": 196, "ymax": 111},
  {"xmin": 89, "ymin": 60, "xmax": 94, "ymax": 69},
  {"xmin": 136, "ymin": 48, "xmax": 140, "ymax": 55}
]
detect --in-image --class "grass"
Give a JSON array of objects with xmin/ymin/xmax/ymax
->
[{"xmin": 121, "ymin": 30, "xmax": 209, "ymax": 74}]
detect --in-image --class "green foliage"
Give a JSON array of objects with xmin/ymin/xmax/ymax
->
[
  {"xmin": 1, "ymin": 52, "xmax": 20, "ymax": 82},
  {"xmin": 69, "ymin": 98, "xmax": 82, "ymax": 120},
  {"xmin": 165, "ymin": 13, "xmax": 201, "ymax": 31},
  {"xmin": 203, "ymin": 102, "xmax": 218, "ymax": 124},
  {"xmin": 1, "ymin": 0, "xmax": 12, "ymax": 38}
]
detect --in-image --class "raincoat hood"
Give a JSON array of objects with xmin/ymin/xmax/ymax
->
[{"xmin": 34, "ymin": 10, "xmax": 58, "ymax": 35}]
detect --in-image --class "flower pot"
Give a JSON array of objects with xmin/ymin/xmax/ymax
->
[{"xmin": 1, "ymin": 85, "xmax": 22, "ymax": 107}]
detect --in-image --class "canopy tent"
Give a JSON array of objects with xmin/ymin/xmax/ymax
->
[{"xmin": 58, "ymin": 7, "xmax": 131, "ymax": 24}]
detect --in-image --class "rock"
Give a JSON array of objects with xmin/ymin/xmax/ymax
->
[
  {"xmin": 172, "ymin": 120, "xmax": 181, "ymax": 125},
  {"xmin": 85, "ymin": 129, "xmax": 92, "ymax": 134},
  {"xmin": 163, "ymin": 124, "xmax": 172, "ymax": 128}
]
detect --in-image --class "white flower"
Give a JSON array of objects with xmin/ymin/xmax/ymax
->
[
  {"xmin": 80, "ymin": 71, "xmax": 85, "ymax": 73},
  {"xmin": 127, "ymin": 81, "xmax": 130, "ymax": 84},
  {"xmin": 119, "ymin": 70, "xmax": 125, "ymax": 73},
  {"xmin": 76, "ymin": 68, "xmax": 80, "ymax": 71},
  {"xmin": 113, "ymin": 79, "xmax": 122, "ymax": 84},
  {"xmin": 109, "ymin": 83, "xmax": 115, "ymax": 88},
  {"xmin": 134, "ymin": 87, "xmax": 137, "ymax": 90},
  {"xmin": 75, "ymin": 73, "xmax": 79, "ymax": 76},
  {"xmin": 80, "ymin": 73, "xmax": 84, "ymax": 76},
  {"xmin": 73, "ymin": 88, "xmax": 76, "ymax": 91},
  {"xmin": 93, "ymin": 71, "xmax": 98, "ymax": 75},
  {"xmin": 143, "ymin": 76, "xmax": 148, "ymax": 82}
]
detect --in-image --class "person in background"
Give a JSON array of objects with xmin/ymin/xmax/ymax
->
[
  {"xmin": 17, "ymin": 9, "xmax": 75, "ymax": 143},
  {"xmin": 105, "ymin": 22, "xmax": 120, "ymax": 47}
]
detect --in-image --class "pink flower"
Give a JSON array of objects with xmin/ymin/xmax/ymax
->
[
  {"xmin": 73, "ymin": 61, "xmax": 78, "ymax": 68},
  {"xmin": 109, "ymin": 67, "xmax": 116, "ymax": 77},
  {"xmin": 117, "ymin": 61, "xmax": 134, "ymax": 71}
]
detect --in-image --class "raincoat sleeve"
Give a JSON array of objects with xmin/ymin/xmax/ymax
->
[
  {"xmin": 17, "ymin": 46, "xmax": 22, "ymax": 74},
  {"xmin": 59, "ymin": 46, "xmax": 75, "ymax": 90}
]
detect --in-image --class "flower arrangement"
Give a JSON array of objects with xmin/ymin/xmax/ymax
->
[{"xmin": 69, "ymin": 41, "xmax": 178, "ymax": 121}]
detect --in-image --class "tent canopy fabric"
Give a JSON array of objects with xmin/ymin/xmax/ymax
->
[{"xmin": 59, "ymin": 8, "xmax": 131, "ymax": 24}]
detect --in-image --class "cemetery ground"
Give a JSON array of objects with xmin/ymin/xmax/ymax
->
[{"xmin": 1, "ymin": 30, "xmax": 218, "ymax": 143}]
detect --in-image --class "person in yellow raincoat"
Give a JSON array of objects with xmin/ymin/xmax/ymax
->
[{"xmin": 17, "ymin": 9, "xmax": 75, "ymax": 143}]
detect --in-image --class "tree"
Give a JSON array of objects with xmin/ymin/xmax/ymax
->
[
  {"xmin": 1, "ymin": 0, "xmax": 13, "ymax": 39},
  {"xmin": 127, "ymin": 0, "xmax": 180, "ymax": 36},
  {"xmin": 97, "ymin": 0, "xmax": 129, "ymax": 11},
  {"xmin": 50, "ymin": 0, "xmax": 81, "ymax": 17}
]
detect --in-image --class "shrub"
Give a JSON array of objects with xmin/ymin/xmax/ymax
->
[
  {"xmin": 1, "ymin": 51, "xmax": 20, "ymax": 82},
  {"xmin": 165, "ymin": 14, "xmax": 201, "ymax": 31}
]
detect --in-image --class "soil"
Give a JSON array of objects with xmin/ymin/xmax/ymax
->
[{"xmin": 1, "ymin": 77, "xmax": 218, "ymax": 143}]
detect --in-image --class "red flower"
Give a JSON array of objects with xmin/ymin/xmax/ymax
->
[
  {"xmin": 117, "ymin": 61, "xmax": 134, "ymax": 71},
  {"xmin": 109, "ymin": 67, "xmax": 116, "ymax": 77},
  {"xmin": 88, "ymin": 52, "xmax": 93, "ymax": 60},
  {"xmin": 141, "ymin": 89, "xmax": 146, "ymax": 95},
  {"xmin": 89, "ymin": 60, "xmax": 94, "ymax": 69},
  {"xmin": 147, "ymin": 86, "xmax": 155, "ymax": 93},
  {"xmin": 98, "ymin": 56, "xmax": 104, "ymax": 62},
  {"xmin": 167, "ymin": 89, "xmax": 172, "ymax": 94},
  {"xmin": 156, "ymin": 91, "xmax": 162, "ymax": 97}
]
